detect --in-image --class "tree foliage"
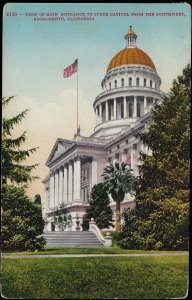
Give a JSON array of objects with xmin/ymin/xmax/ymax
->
[
  {"xmin": 116, "ymin": 65, "xmax": 190, "ymax": 250},
  {"xmin": 2, "ymin": 96, "xmax": 45, "ymax": 251},
  {"xmin": 2, "ymin": 184, "xmax": 46, "ymax": 251},
  {"xmin": 34, "ymin": 194, "xmax": 41, "ymax": 205},
  {"xmin": 102, "ymin": 162, "xmax": 135, "ymax": 232},
  {"xmin": 2, "ymin": 96, "xmax": 38, "ymax": 186},
  {"xmin": 82, "ymin": 183, "xmax": 114, "ymax": 230}
]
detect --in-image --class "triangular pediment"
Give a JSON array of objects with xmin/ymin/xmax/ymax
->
[{"xmin": 46, "ymin": 138, "xmax": 74, "ymax": 166}]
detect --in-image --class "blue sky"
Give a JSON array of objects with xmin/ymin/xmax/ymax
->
[{"xmin": 2, "ymin": 3, "xmax": 191, "ymax": 199}]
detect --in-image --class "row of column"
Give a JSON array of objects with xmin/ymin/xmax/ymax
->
[
  {"xmin": 49, "ymin": 157, "xmax": 98, "ymax": 209},
  {"xmin": 49, "ymin": 157, "xmax": 81, "ymax": 209},
  {"xmin": 95, "ymin": 96, "xmax": 150, "ymax": 123}
]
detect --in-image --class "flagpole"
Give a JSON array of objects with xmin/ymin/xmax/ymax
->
[{"xmin": 77, "ymin": 67, "xmax": 78, "ymax": 131}]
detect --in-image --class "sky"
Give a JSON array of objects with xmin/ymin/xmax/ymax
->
[{"xmin": 2, "ymin": 3, "xmax": 191, "ymax": 202}]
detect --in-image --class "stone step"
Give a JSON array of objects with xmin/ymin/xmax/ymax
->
[{"xmin": 43, "ymin": 231, "xmax": 104, "ymax": 248}]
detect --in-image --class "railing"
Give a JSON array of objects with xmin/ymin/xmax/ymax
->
[
  {"xmin": 94, "ymin": 86, "xmax": 164, "ymax": 103},
  {"xmin": 89, "ymin": 218, "xmax": 113, "ymax": 247},
  {"xmin": 75, "ymin": 135, "xmax": 109, "ymax": 145}
]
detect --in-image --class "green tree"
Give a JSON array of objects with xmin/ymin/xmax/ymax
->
[
  {"xmin": 2, "ymin": 96, "xmax": 38, "ymax": 186},
  {"xmin": 102, "ymin": 162, "xmax": 135, "ymax": 232},
  {"xmin": 2, "ymin": 184, "xmax": 46, "ymax": 251},
  {"xmin": 117, "ymin": 65, "xmax": 190, "ymax": 250},
  {"xmin": 34, "ymin": 194, "xmax": 41, "ymax": 205},
  {"xmin": 82, "ymin": 183, "xmax": 114, "ymax": 231},
  {"xmin": 2, "ymin": 96, "xmax": 45, "ymax": 251}
]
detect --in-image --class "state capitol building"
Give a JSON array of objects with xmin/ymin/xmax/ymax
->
[{"xmin": 43, "ymin": 26, "xmax": 165, "ymax": 231}]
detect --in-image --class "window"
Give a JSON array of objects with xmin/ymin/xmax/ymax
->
[
  {"xmin": 108, "ymin": 157, "xmax": 112, "ymax": 163},
  {"xmin": 144, "ymin": 78, "xmax": 146, "ymax": 86},
  {"xmin": 137, "ymin": 102, "xmax": 141, "ymax": 117},
  {"xmin": 155, "ymin": 82, "xmax": 157, "ymax": 89},
  {"xmin": 109, "ymin": 82, "xmax": 111, "ymax": 89},
  {"xmin": 114, "ymin": 80, "xmax": 117, "ymax": 88},
  {"xmin": 150, "ymin": 80, "xmax": 152, "ymax": 87},
  {"xmin": 136, "ymin": 77, "xmax": 140, "ymax": 86},
  {"xmin": 129, "ymin": 77, "xmax": 132, "ymax": 86},
  {"xmin": 121, "ymin": 78, "xmax": 124, "ymax": 87},
  {"xmin": 129, "ymin": 103, "xmax": 133, "ymax": 117}
]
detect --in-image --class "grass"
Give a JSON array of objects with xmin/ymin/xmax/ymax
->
[
  {"xmin": 1, "ymin": 246, "xmax": 189, "ymax": 255},
  {"xmin": 1, "ymin": 255, "xmax": 188, "ymax": 299}
]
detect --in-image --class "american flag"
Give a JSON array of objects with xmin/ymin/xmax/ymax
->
[{"xmin": 63, "ymin": 59, "xmax": 78, "ymax": 78}]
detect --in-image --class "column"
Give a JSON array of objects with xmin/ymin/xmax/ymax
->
[
  {"xmin": 114, "ymin": 98, "xmax": 117, "ymax": 119},
  {"xmin": 133, "ymin": 96, "xmax": 137, "ymax": 117},
  {"xmin": 121, "ymin": 149, "xmax": 127, "ymax": 163},
  {"xmin": 63, "ymin": 164, "xmax": 68, "ymax": 204},
  {"xmin": 123, "ymin": 97, "xmax": 127, "ymax": 118},
  {"xmin": 97, "ymin": 107, "xmax": 99, "ymax": 124},
  {"xmin": 131, "ymin": 148, "xmax": 134, "ymax": 170},
  {"xmin": 68, "ymin": 161, "xmax": 73, "ymax": 203},
  {"xmin": 105, "ymin": 101, "xmax": 109, "ymax": 121},
  {"xmin": 99, "ymin": 104, "xmax": 102, "ymax": 123},
  {"xmin": 54, "ymin": 170, "xmax": 59, "ymax": 207},
  {"xmin": 49, "ymin": 172, "xmax": 54, "ymax": 208},
  {"xmin": 58, "ymin": 167, "xmax": 63, "ymax": 206},
  {"xmin": 144, "ymin": 96, "xmax": 147, "ymax": 112},
  {"xmin": 76, "ymin": 157, "xmax": 81, "ymax": 200},
  {"xmin": 91, "ymin": 158, "xmax": 98, "ymax": 188},
  {"xmin": 73, "ymin": 159, "xmax": 77, "ymax": 200}
]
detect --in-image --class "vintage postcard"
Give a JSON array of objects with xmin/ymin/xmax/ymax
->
[{"xmin": 2, "ymin": 3, "xmax": 191, "ymax": 299}]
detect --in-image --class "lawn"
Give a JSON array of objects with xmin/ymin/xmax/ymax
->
[
  {"xmin": 1, "ymin": 255, "xmax": 188, "ymax": 299},
  {"xmin": 1, "ymin": 246, "xmax": 189, "ymax": 255}
]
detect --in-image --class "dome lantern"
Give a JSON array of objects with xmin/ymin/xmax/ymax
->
[{"xmin": 125, "ymin": 26, "xmax": 137, "ymax": 48}]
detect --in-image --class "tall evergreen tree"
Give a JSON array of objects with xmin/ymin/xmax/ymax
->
[
  {"xmin": 2, "ymin": 96, "xmax": 38, "ymax": 186},
  {"xmin": 82, "ymin": 183, "xmax": 114, "ymax": 230},
  {"xmin": 117, "ymin": 65, "xmax": 190, "ymax": 250},
  {"xmin": 2, "ymin": 96, "xmax": 45, "ymax": 251}
]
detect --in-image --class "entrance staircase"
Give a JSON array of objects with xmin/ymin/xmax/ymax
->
[{"xmin": 43, "ymin": 231, "xmax": 104, "ymax": 248}]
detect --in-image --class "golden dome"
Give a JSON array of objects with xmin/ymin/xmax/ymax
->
[{"xmin": 107, "ymin": 47, "xmax": 156, "ymax": 72}]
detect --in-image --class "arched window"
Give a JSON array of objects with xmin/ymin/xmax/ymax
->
[
  {"xmin": 144, "ymin": 78, "xmax": 147, "ymax": 86},
  {"xmin": 136, "ymin": 77, "xmax": 140, "ymax": 86},
  {"xmin": 129, "ymin": 77, "xmax": 132, "ymax": 86},
  {"xmin": 137, "ymin": 102, "xmax": 141, "ymax": 117},
  {"xmin": 109, "ymin": 82, "xmax": 111, "ymax": 90},
  {"xmin": 150, "ymin": 80, "xmax": 152, "ymax": 87},
  {"xmin": 121, "ymin": 78, "xmax": 124, "ymax": 87},
  {"xmin": 129, "ymin": 103, "xmax": 133, "ymax": 117},
  {"xmin": 114, "ymin": 80, "xmax": 117, "ymax": 88}
]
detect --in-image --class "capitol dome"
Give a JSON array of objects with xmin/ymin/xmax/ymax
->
[
  {"xmin": 93, "ymin": 26, "xmax": 164, "ymax": 139},
  {"xmin": 107, "ymin": 48, "xmax": 156, "ymax": 72}
]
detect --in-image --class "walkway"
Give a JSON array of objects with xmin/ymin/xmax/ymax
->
[{"xmin": 2, "ymin": 252, "xmax": 188, "ymax": 259}]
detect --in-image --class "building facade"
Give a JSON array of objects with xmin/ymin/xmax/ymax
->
[{"xmin": 43, "ymin": 26, "xmax": 165, "ymax": 231}]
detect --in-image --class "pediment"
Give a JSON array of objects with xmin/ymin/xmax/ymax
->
[{"xmin": 46, "ymin": 138, "xmax": 74, "ymax": 166}]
